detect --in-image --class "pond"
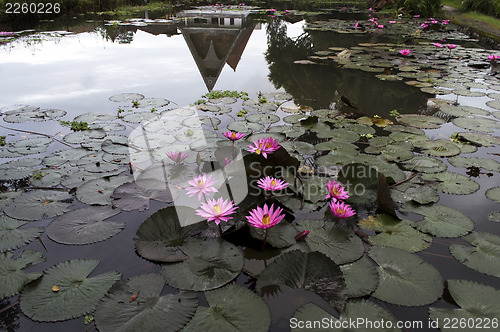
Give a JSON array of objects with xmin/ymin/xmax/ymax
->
[{"xmin": 1, "ymin": 3, "xmax": 500, "ymax": 332}]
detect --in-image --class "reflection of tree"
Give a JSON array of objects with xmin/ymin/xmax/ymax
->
[
  {"xmin": 264, "ymin": 19, "xmax": 430, "ymax": 115},
  {"xmin": 96, "ymin": 24, "xmax": 134, "ymax": 44},
  {"xmin": 0, "ymin": 299, "xmax": 21, "ymax": 332}
]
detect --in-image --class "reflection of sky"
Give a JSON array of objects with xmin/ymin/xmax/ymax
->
[{"xmin": 0, "ymin": 24, "xmax": 276, "ymax": 119}]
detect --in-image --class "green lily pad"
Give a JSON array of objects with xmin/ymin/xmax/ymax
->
[
  {"xmin": 486, "ymin": 186, "xmax": 500, "ymax": 202},
  {"xmin": 122, "ymin": 111, "xmax": 159, "ymax": 123},
  {"xmin": 439, "ymin": 105, "xmax": 490, "ymax": 117},
  {"xmin": 0, "ymin": 250, "xmax": 45, "ymax": 299},
  {"xmin": 227, "ymin": 121, "xmax": 264, "ymax": 133},
  {"xmin": 182, "ymin": 284, "xmax": 271, "ymax": 332},
  {"xmin": 378, "ymin": 141, "xmax": 414, "ymax": 162},
  {"xmin": 450, "ymin": 232, "xmax": 500, "ymax": 277},
  {"xmin": 280, "ymin": 141, "xmax": 316, "ymax": 155},
  {"xmin": 340, "ymin": 256, "xmax": 379, "ymax": 298},
  {"xmin": 448, "ymin": 156, "xmax": 500, "ymax": 172},
  {"xmin": 109, "ymin": 93, "xmax": 145, "ymax": 102},
  {"xmin": 362, "ymin": 215, "xmax": 432, "ymax": 252},
  {"xmin": 95, "ymin": 273, "xmax": 198, "ymax": 332},
  {"xmin": 268, "ymin": 125, "xmax": 306, "ymax": 138},
  {"xmin": 402, "ymin": 203, "xmax": 474, "ymax": 238},
  {"xmin": 42, "ymin": 148, "xmax": 91, "ymax": 167},
  {"xmin": 295, "ymin": 175, "xmax": 330, "ymax": 203},
  {"xmin": 314, "ymin": 140, "xmax": 359, "ymax": 154},
  {"xmin": 489, "ymin": 211, "xmax": 500, "ymax": 222},
  {"xmin": 396, "ymin": 114, "xmax": 445, "ymax": 129},
  {"xmin": 76, "ymin": 176, "xmax": 133, "ymax": 205},
  {"xmin": 249, "ymin": 221, "xmax": 296, "ymax": 249},
  {"xmin": 452, "ymin": 117, "xmax": 500, "ymax": 133},
  {"xmin": 4, "ymin": 190, "xmax": 73, "ymax": 221},
  {"xmin": 404, "ymin": 186, "xmax": 440, "ymax": 204},
  {"xmin": 160, "ymin": 238, "xmax": 243, "ymax": 291},
  {"xmin": 451, "ymin": 89, "xmax": 486, "ymax": 97},
  {"xmin": 7, "ymin": 137, "xmax": 53, "ymax": 155},
  {"xmin": 111, "ymin": 181, "xmax": 173, "ymax": 211},
  {"xmin": 246, "ymin": 114, "xmax": 280, "ymax": 124},
  {"xmin": 295, "ymin": 220, "xmax": 364, "ymax": 265},
  {"xmin": 256, "ymin": 250, "xmax": 347, "ymax": 312},
  {"xmin": 458, "ymin": 132, "xmax": 500, "ymax": 146},
  {"xmin": 419, "ymin": 139, "xmax": 461, "ymax": 157},
  {"xmin": 368, "ymin": 246, "xmax": 443, "ymax": 306},
  {"xmin": 316, "ymin": 128, "xmax": 360, "ymax": 142},
  {"xmin": 421, "ymin": 172, "xmax": 479, "ymax": 195},
  {"xmin": 46, "ymin": 206, "xmax": 124, "ymax": 245},
  {"xmin": 134, "ymin": 207, "xmax": 206, "ymax": 263},
  {"xmin": 73, "ymin": 112, "xmax": 117, "ymax": 123},
  {"xmin": 338, "ymin": 163, "xmax": 379, "ymax": 204},
  {"xmin": 0, "ymin": 216, "xmax": 43, "ymax": 252},
  {"xmin": 429, "ymin": 280, "xmax": 500, "ymax": 331},
  {"xmin": 137, "ymin": 97, "xmax": 170, "ymax": 108},
  {"xmin": 63, "ymin": 130, "xmax": 106, "ymax": 144},
  {"xmin": 486, "ymin": 99, "xmax": 500, "ymax": 110},
  {"xmin": 20, "ymin": 259, "xmax": 121, "ymax": 322}
]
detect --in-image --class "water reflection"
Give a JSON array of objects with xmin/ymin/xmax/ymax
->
[{"xmin": 265, "ymin": 19, "xmax": 430, "ymax": 115}]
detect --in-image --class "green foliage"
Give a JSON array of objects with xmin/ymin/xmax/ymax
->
[
  {"xmin": 58, "ymin": 120, "xmax": 91, "ymax": 131},
  {"xmin": 0, "ymin": 136, "xmax": 5, "ymax": 146},
  {"xmin": 202, "ymin": 90, "xmax": 249, "ymax": 100},
  {"xmin": 131, "ymin": 100, "xmax": 139, "ymax": 108},
  {"xmin": 462, "ymin": 0, "xmax": 500, "ymax": 17},
  {"xmin": 390, "ymin": 109, "xmax": 400, "ymax": 117},
  {"xmin": 192, "ymin": 99, "xmax": 206, "ymax": 105},
  {"xmin": 396, "ymin": 0, "xmax": 442, "ymax": 17},
  {"xmin": 257, "ymin": 91, "xmax": 268, "ymax": 104},
  {"xmin": 236, "ymin": 110, "xmax": 247, "ymax": 117},
  {"xmin": 32, "ymin": 171, "xmax": 44, "ymax": 180},
  {"xmin": 84, "ymin": 315, "xmax": 94, "ymax": 325}
]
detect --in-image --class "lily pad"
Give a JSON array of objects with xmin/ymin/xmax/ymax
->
[
  {"xmin": 0, "ymin": 250, "xmax": 45, "ymax": 299},
  {"xmin": 46, "ymin": 206, "xmax": 124, "ymax": 245},
  {"xmin": 340, "ymin": 256, "xmax": 379, "ymax": 298},
  {"xmin": 421, "ymin": 172, "xmax": 479, "ymax": 195},
  {"xmin": 76, "ymin": 176, "xmax": 133, "ymax": 205},
  {"xmin": 268, "ymin": 125, "xmax": 306, "ymax": 138},
  {"xmin": 458, "ymin": 132, "xmax": 500, "ymax": 146},
  {"xmin": 134, "ymin": 207, "xmax": 206, "ymax": 263},
  {"xmin": 4, "ymin": 190, "xmax": 73, "ymax": 221},
  {"xmin": 182, "ymin": 284, "xmax": 271, "ymax": 332},
  {"xmin": 280, "ymin": 141, "xmax": 316, "ymax": 155},
  {"xmin": 7, "ymin": 137, "xmax": 53, "ymax": 155},
  {"xmin": 448, "ymin": 156, "xmax": 500, "ymax": 172},
  {"xmin": 295, "ymin": 220, "xmax": 364, "ymax": 265},
  {"xmin": 419, "ymin": 139, "xmax": 461, "ymax": 157},
  {"xmin": 109, "ymin": 93, "xmax": 145, "ymax": 102},
  {"xmin": 111, "ymin": 181, "xmax": 173, "ymax": 211},
  {"xmin": 486, "ymin": 99, "xmax": 500, "ymax": 110},
  {"xmin": 338, "ymin": 163, "xmax": 379, "ymax": 204},
  {"xmin": 315, "ymin": 140, "xmax": 359, "ymax": 154},
  {"xmin": 227, "ymin": 121, "xmax": 264, "ymax": 133},
  {"xmin": 20, "ymin": 259, "xmax": 121, "ymax": 322},
  {"xmin": 429, "ymin": 280, "xmax": 500, "ymax": 331},
  {"xmin": 368, "ymin": 246, "xmax": 443, "ymax": 306},
  {"xmin": 450, "ymin": 232, "xmax": 500, "ymax": 277},
  {"xmin": 291, "ymin": 303, "xmax": 336, "ymax": 332},
  {"xmin": 452, "ymin": 117, "xmax": 500, "ymax": 133},
  {"xmin": 489, "ymin": 211, "xmax": 500, "ymax": 222},
  {"xmin": 359, "ymin": 215, "xmax": 432, "ymax": 252},
  {"xmin": 396, "ymin": 114, "xmax": 445, "ymax": 129},
  {"xmin": 246, "ymin": 114, "xmax": 280, "ymax": 124},
  {"xmin": 95, "ymin": 273, "xmax": 198, "ymax": 332},
  {"xmin": 249, "ymin": 221, "xmax": 296, "ymax": 249},
  {"xmin": 403, "ymin": 156, "xmax": 447, "ymax": 173},
  {"xmin": 160, "ymin": 238, "xmax": 243, "ymax": 291},
  {"xmin": 404, "ymin": 186, "xmax": 440, "ymax": 204},
  {"xmin": 256, "ymin": 250, "xmax": 347, "ymax": 312},
  {"xmin": 486, "ymin": 186, "xmax": 500, "ymax": 202},
  {"xmin": 63, "ymin": 130, "xmax": 106, "ymax": 144},
  {"xmin": 0, "ymin": 216, "xmax": 43, "ymax": 252},
  {"xmin": 439, "ymin": 105, "xmax": 490, "ymax": 117},
  {"xmin": 137, "ymin": 97, "xmax": 170, "ymax": 108},
  {"xmin": 402, "ymin": 203, "xmax": 474, "ymax": 238}
]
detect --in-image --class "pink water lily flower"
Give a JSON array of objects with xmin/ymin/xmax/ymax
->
[
  {"xmin": 223, "ymin": 131, "xmax": 245, "ymax": 141},
  {"xmin": 488, "ymin": 54, "xmax": 500, "ymax": 61},
  {"xmin": 325, "ymin": 179, "xmax": 349, "ymax": 201},
  {"xmin": 446, "ymin": 44, "xmax": 458, "ymax": 49},
  {"xmin": 196, "ymin": 197, "xmax": 238, "ymax": 225},
  {"xmin": 399, "ymin": 49, "xmax": 411, "ymax": 56},
  {"xmin": 247, "ymin": 137, "xmax": 280, "ymax": 158},
  {"xmin": 329, "ymin": 201, "xmax": 356, "ymax": 219},
  {"xmin": 166, "ymin": 151, "xmax": 189, "ymax": 163},
  {"xmin": 414, "ymin": 14, "xmax": 420, "ymax": 18},
  {"xmin": 442, "ymin": 20, "xmax": 450, "ymax": 25},
  {"xmin": 432, "ymin": 42, "xmax": 443, "ymax": 48},
  {"xmin": 389, "ymin": 21, "xmax": 396, "ymax": 24},
  {"xmin": 377, "ymin": 24, "xmax": 384, "ymax": 29},
  {"xmin": 420, "ymin": 23, "xmax": 429, "ymax": 28},
  {"xmin": 246, "ymin": 203, "xmax": 285, "ymax": 229},
  {"xmin": 186, "ymin": 173, "xmax": 218, "ymax": 200},
  {"xmin": 257, "ymin": 176, "xmax": 288, "ymax": 191}
]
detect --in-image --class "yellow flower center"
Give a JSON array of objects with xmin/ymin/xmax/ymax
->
[
  {"xmin": 271, "ymin": 180, "xmax": 276, "ymax": 186},
  {"xmin": 262, "ymin": 214, "xmax": 270, "ymax": 225},
  {"xmin": 231, "ymin": 132, "xmax": 236, "ymax": 138},
  {"xmin": 256, "ymin": 149, "xmax": 261, "ymax": 155},
  {"xmin": 197, "ymin": 180, "xmax": 204, "ymax": 187},
  {"xmin": 332, "ymin": 187, "xmax": 341, "ymax": 195},
  {"xmin": 266, "ymin": 143, "xmax": 273, "ymax": 148},
  {"xmin": 213, "ymin": 204, "xmax": 221, "ymax": 214},
  {"xmin": 335, "ymin": 207, "xmax": 345, "ymax": 215}
]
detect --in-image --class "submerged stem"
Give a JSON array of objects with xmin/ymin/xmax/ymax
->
[{"xmin": 261, "ymin": 228, "xmax": 269, "ymax": 251}]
